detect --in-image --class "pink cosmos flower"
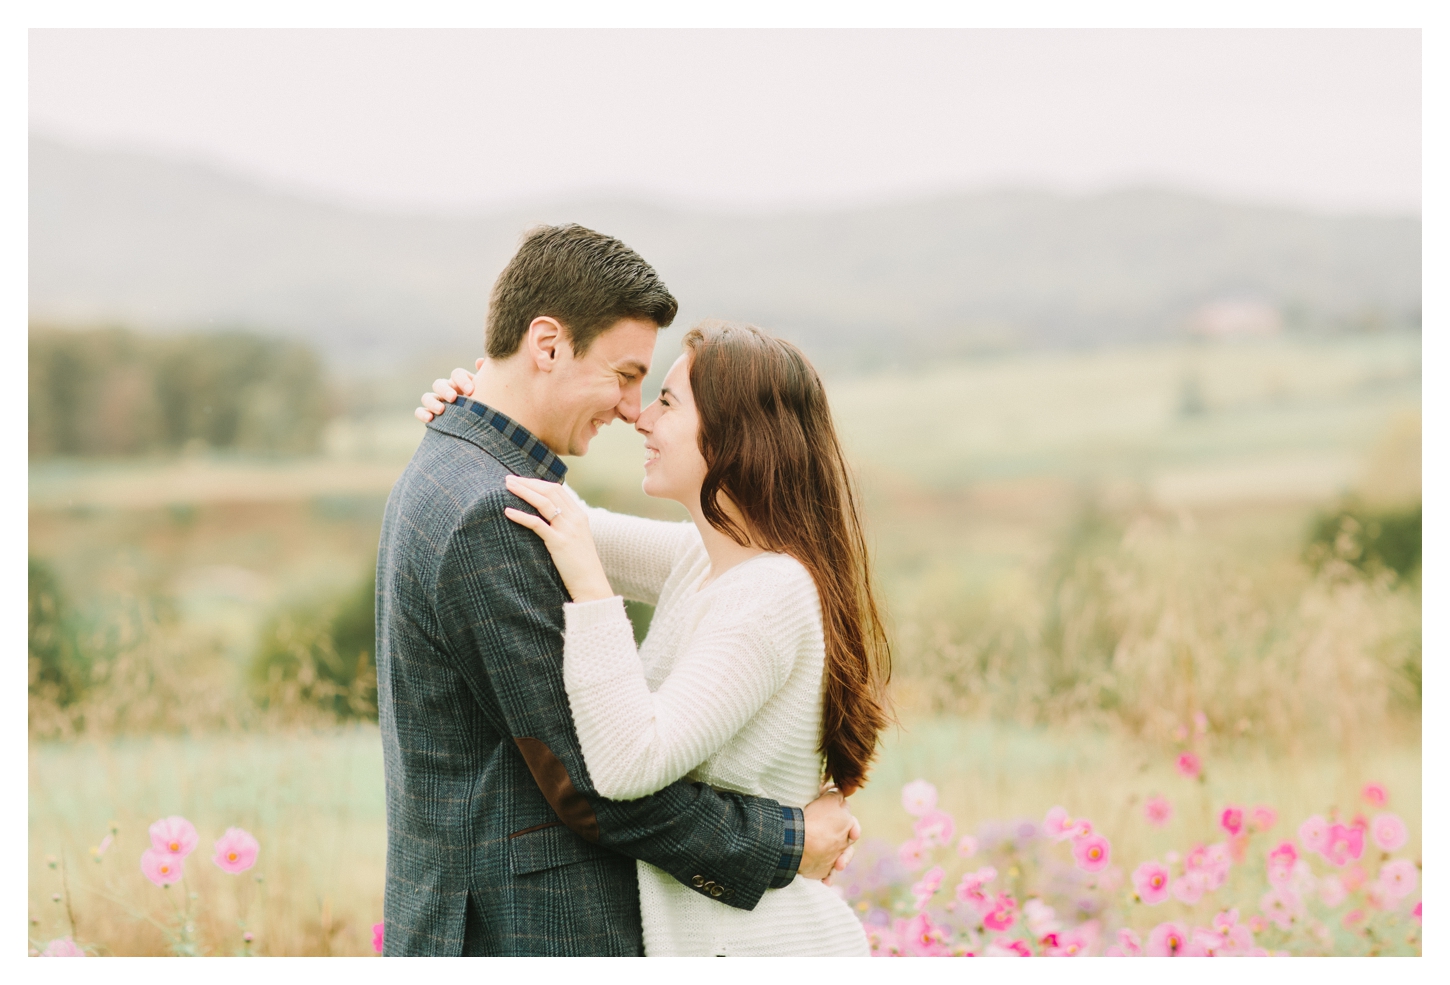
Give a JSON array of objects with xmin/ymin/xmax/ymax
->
[
  {"xmin": 1362, "ymin": 782, "xmax": 1388, "ymax": 807},
  {"xmin": 149, "ymin": 816, "xmax": 198, "ymax": 858},
  {"xmin": 1072, "ymin": 833, "xmax": 1111, "ymax": 872},
  {"xmin": 1132, "ymin": 861, "xmax": 1171, "ymax": 905},
  {"xmin": 1412, "ymin": 901, "xmax": 1421, "ymax": 926},
  {"xmin": 900, "ymin": 912, "xmax": 950, "ymax": 956},
  {"xmin": 1298, "ymin": 815, "xmax": 1330, "ymax": 854},
  {"xmin": 956, "ymin": 834, "xmax": 978, "ymax": 858},
  {"xmin": 1370, "ymin": 812, "xmax": 1407, "ymax": 852},
  {"xmin": 1219, "ymin": 805, "xmax": 1244, "ymax": 836},
  {"xmin": 1069, "ymin": 818, "xmax": 1094, "ymax": 840},
  {"xmin": 1192, "ymin": 928, "xmax": 1226, "ymax": 956},
  {"xmin": 1043, "ymin": 805, "xmax": 1076, "ymax": 841},
  {"xmin": 913, "ymin": 809, "xmax": 955, "ymax": 847},
  {"xmin": 212, "ymin": 827, "xmax": 260, "ymax": 874},
  {"xmin": 1250, "ymin": 805, "xmax": 1277, "ymax": 832},
  {"xmin": 1116, "ymin": 928, "xmax": 1143, "ymax": 956},
  {"xmin": 1268, "ymin": 840, "xmax": 1298, "ymax": 868},
  {"xmin": 140, "ymin": 847, "xmax": 184, "ymax": 886},
  {"xmin": 867, "ymin": 924, "xmax": 904, "ymax": 957},
  {"xmin": 900, "ymin": 779, "xmax": 937, "ymax": 817},
  {"xmin": 986, "ymin": 937, "xmax": 1031, "ymax": 957},
  {"xmin": 1212, "ymin": 908, "xmax": 1239, "ymax": 933},
  {"xmin": 1342, "ymin": 862, "xmax": 1367, "ymax": 892},
  {"xmin": 1023, "ymin": 898, "xmax": 1061, "ymax": 937},
  {"xmin": 1147, "ymin": 922, "xmax": 1190, "ymax": 957},
  {"xmin": 896, "ymin": 838, "xmax": 928, "ymax": 871},
  {"xmin": 1260, "ymin": 886, "xmax": 1301, "ymax": 931},
  {"xmin": 40, "ymin": 938, "xmax": 85, "ymax": 957},
  {"xmin": 1318, "ymin": 875, "xmax": 1348, "ymax": 907},
  {"xmin": 1171, "ymin": 872, "xmax": 1205, "ymax": 905},
  {"xmin": 1144, "ymin": 795, "xmax": 1172, "ymax": 827},
  {"xmin": 982, "ymin": 894, "xmax": 1017, "ymax": 932},
  {"xmin": 1175, "ymin": 752, "xmax": 1201, "ymax": 778},
  {"xmin": 1322, "ymin": 823, "xmax": 1365, "ymax": 866},
  {"xmin": 1377, "ymin": 859, "xmax": 1418, "ymax": 900},
  {"xmin": 372, "ymin": 922, "xmax": 384, "ymax": 954},
  {"xmin": 1046, "ymin": 922, "xmax": 1097, "ymax": 957},
  {"xmin": 911, "ymin": 866, "xmax": 945, "ymax": 910},
  {"xmin": 1343, "ymin": 908, "xmax": 1365, "ymax": 928}
]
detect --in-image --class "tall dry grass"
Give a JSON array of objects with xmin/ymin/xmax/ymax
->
[{"xmin": 889, "ymin": 503, "xmax": 1420, "ymax": 754}]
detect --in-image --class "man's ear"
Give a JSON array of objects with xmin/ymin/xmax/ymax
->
[{"xmin": 525, "ymin": 317, "xmax": 569, "ymax": 373}]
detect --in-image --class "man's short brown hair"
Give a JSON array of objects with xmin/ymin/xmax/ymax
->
[{"xmin": 485, "ymin": 224, "xmax": 679, "ymax": 359}]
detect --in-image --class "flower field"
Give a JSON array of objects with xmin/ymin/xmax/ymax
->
[{"xmin": 838, "ymin": 769, "xmax": 1421, "ymax": 956}]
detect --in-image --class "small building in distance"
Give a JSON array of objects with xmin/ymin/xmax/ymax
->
[{"xmin": 1188, "ymin": 299, "xmax": 1284, "ymax": 340}]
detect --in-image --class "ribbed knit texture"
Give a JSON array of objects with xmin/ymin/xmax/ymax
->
[{"xmin": 559, "ymin": 488, "xmax": 870, "ymax": 956}]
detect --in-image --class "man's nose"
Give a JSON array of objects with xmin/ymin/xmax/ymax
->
[{"xmin": 616, "ymin": 386, "xmax": 643, "ymax": 424}]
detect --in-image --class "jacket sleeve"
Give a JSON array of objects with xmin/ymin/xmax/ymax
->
[
  {"xmin": 560, "ymin": 483, "xmax": 694, "ymax": 605},
  {"xmin": 434, "ymin": 487, "xmax": 802, "ymax": 910}
]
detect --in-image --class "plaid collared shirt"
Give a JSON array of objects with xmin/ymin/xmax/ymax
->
[
  {"xmin": 773, "ymin": 805, "xmax": 806, "ymax": 888},
  {"xmin": 461, "ymin": 399, "xmax": 569, "ymax": 483}
]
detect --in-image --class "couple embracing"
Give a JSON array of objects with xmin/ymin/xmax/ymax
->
[{"xmin": 379, "ymin": 223, "xmax": 891, "ymax": 956}]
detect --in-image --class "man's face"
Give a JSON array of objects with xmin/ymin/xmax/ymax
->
[{"xmin": 541, "ymin": 317, "xmax": 658, "ymax": 457}]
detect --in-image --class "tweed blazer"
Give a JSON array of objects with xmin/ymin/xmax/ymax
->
[{"xmin": 376, "ymin": 400, "xmax": 796, "ymax": 956}]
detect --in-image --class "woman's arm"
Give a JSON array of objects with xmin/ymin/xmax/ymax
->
[
  {"xmin": 562, "ymin": 561, "xmax": 818, "ymax": 801},
  {"xmin": 560, "ymin": 485, "xmax": 694, "ymax": 605}
]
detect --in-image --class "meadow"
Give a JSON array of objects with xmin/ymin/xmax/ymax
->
[{"xmin": 28, "ymin": 331, "xmax": 1421, "ymax": 956}]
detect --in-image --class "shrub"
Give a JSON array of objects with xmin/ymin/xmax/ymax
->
[{"xmin": 250, "ymin": 575, "xmax": 377, "ymax": 722}]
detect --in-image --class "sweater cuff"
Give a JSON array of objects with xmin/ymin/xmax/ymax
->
[{"xmin": 562, "ymin": 595, "xmax": 640, "ymax": 688}]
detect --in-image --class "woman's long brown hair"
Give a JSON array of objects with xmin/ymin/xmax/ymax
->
[{"xmin": 684, "ymin": 320, "xmax": 892, "ymax": 794}]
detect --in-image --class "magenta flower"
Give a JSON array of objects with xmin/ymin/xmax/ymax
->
[
  {"xmin": 900, "ymin": 779, "xmax": 937, "ymax": 817},
  {"xmin": 993, "ymin": 937, "xmax": 1031, "ymax": 957},
  {"xmin": 1378, "ymin": 859, "xmax": 1418, "ymax": 900},
  {"xmin": 913, "ymin": 809, "xmax": 955, "ymax": 847},
  {"xmin": 897, "ymin": 838, "xmax": 928, "ymax": 871},
  {"xmin": 1175, "ymin": 753, "xmax": 1201, "ymax": 779},
  {"xmin": 1322, "ymin": 823, "xmax": 1364, "ymax": 866},
  {"xmin": 1133, "ymin": 861, "xmax": 1171, "ymax": 905},
  {"xmin": 1072, "ymin": 833, "xmax": 1111, "ymax": 872},
  {"xmin": 39, "ymin": 938, "xmax": 85, "ymax": 957},
  {"xmin": 1370, "ymin": 812, "xmax": 1408, "ymax": 852},
  {"xmin": 1250, "ymin": 805, "xmax": 1278, "ymax": 832},
  {"xmin": 1116, "ymin": 927, "xmax": 1143, "ymax": 956},
  {"xmin": 212, "ymin": 827, "xmax": 260, "ymax": 874},
  {"xmin": 149, "ymin": 816, "xmax": 198, "ymax": 858},
  {"xmin": 1219, "ymin": 805, "xmax": 1244, "ymax": 836},
  {"xmin": 140, "ymin": 847, "xmax": 185, "ymax": 886},
  {"xmin": 982, "ymin": 894, "xmax": 1017, "ymax": 932},
  {"xmin": 1413, "ymin": 901, "xmax": 1421, "ymax": 926},
  {"xmin": 1267, "ymin": 841, "xmax": 1298, "ymax": 885},
  {"xmin": 1147, "ymin": 921, "xmax": 1190, "ymax": 956},
  {"xmin": 900, "ymin": 912, "xmax": 950, "ymax": 956},
  {"xmin": 372, "ymin": 922, "xmax": 384, "ymax": 954},
  {"xmin": 1144, "ymin": 795, "xmax": 1173, "ymax": 827},
  {"xmin": 1043, "ymin": 805, "xmax": 1076, "ymax": 841},
  {"xmin": 911, "ymin": 866, "xmax": 945, "ymax": 910},
  {"xmin": 1362, "ymin": 782, "xmax": 1388, "ymax": 807},
  {"xmin": 1069, "ymin": 818, "xmax": 1094, "ymax": 840},
  {"xmin": 1298, "ymin": 815, "xmax": 1330, "ymax": 854},
  {"xmin": 955, "ymin": 834, "xmax": 978, "ymax": 859}
]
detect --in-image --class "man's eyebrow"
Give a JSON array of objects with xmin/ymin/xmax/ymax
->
[{"xmin": 614, "ymin": 360, "xmax": 649, "ymax": 376}]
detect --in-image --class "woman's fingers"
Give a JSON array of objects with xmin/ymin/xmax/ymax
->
[
  {"xmin": 432, "ymin": 378, "xmax": 461, "ymax": 401},
  {"xmin": 504, "ymin": 475, "xmax": 561, "ymax": 516},
  {"xmin": 449, "ymin": 367, "xmax": 476, "ymax": 396},
  {"xmin": 504, "ymin": 507, "xmax": 552, "ymax": 539},
  {"xmin": 414, "ymin": 407, "xmax": 434, "ymax": 423},
  {"xmin": 421, "ymin": 392, "xmax": 447, "ymax": 415}
]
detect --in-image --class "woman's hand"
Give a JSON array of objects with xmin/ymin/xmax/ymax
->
[
  {"xmin": 503, "ymin": 475, "xmax": 615, "ymax": 603},
  {"xmin": 414, "ymin": 359, "xmax": 483, "ymax": 423}
]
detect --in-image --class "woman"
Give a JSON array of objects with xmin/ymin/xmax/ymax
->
[{"xmin": 422, "ymin": 321, "xmax": 891, "ymax": 956}]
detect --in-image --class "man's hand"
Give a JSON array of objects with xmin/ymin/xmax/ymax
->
[
  {"xmin": 799, "ymin": 788, "xmax": 861, "ymax": 883},
  {"xmin": 414, "ymin": 359, "xmax": 483, "ymax": 423}
]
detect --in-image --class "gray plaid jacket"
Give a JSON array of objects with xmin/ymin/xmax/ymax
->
[{"xmin": 376, "ymin": 399, "xmax": 802, "ymax": 956}]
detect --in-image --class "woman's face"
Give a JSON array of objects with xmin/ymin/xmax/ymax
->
[{"xmin": 635, "ymin": 353, "xmax": 708, "ymax": 505}]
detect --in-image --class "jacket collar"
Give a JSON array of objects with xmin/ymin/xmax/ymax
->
[{"xmin": 425, "ymin": 399, "xmax": 568, "ymax": 483}]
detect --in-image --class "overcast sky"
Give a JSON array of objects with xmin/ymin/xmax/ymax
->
[{"xmin": 29, "ymin": 29, "xmax": 1421, "ymax": 216}]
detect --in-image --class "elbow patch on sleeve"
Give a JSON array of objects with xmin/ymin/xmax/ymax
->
[{"xmin": 514, "ymin": 736, "xmax": 601, "ymax": 843}]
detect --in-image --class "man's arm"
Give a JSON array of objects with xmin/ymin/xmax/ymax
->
[{"xmin": 436, "ymin": 488, "xmax": 849, "ymax": 908}]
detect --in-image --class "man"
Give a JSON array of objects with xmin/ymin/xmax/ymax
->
[{"xmin": 378, "ymin": 223, "xmax": 860, "ymax": 956}]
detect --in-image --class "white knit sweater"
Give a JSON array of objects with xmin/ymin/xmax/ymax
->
[{"xmin": 559, "ymin": 490, "xmax": 869, "ymax": 957}]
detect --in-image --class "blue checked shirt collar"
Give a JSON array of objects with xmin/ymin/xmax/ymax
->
[{"xmin": 431, "ymin": 398, "xmax": 569, "ymax": 483}]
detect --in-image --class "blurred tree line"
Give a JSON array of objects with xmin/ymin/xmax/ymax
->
[{"xmin": 29, "ymin": 325, "xmax": 329, "ymax": 457}]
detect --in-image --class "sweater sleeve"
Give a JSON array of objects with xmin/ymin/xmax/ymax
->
[
  {"xmin": 561, "ymin": 559, "xmax": 817, "ymax": 801},
  {"xmin": 561, "ymin": 483, "xmax": 695, "ymax": 604}
]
